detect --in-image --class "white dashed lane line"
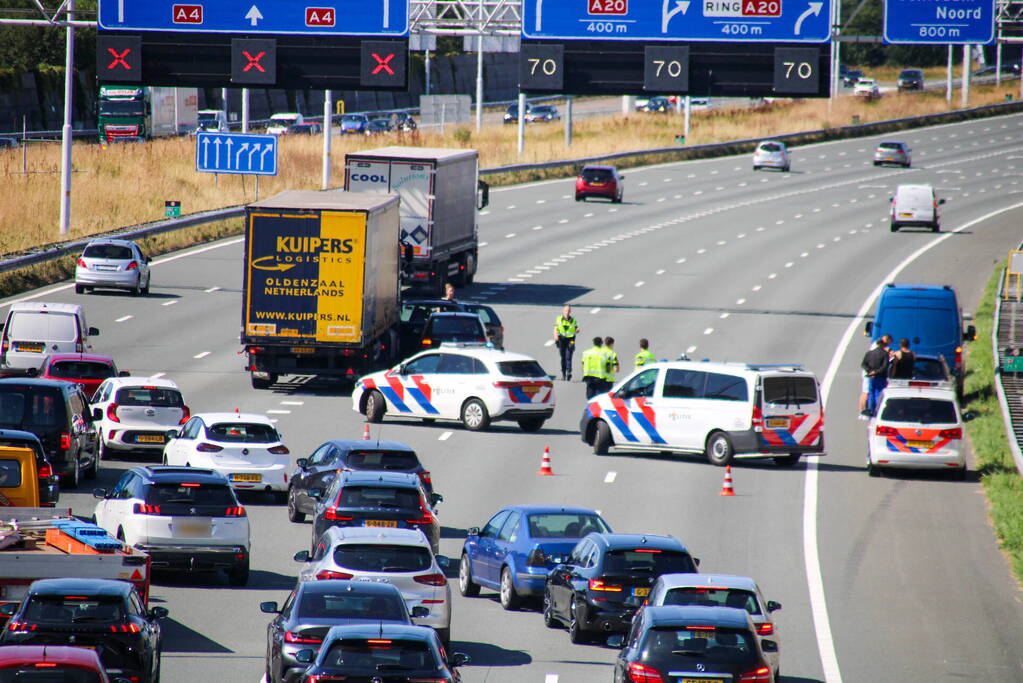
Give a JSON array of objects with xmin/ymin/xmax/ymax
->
[
  {"xmin": 613, "ymin": 294, "xmax": 624, "ymax": 301},
  {"xmin": 150, "ymin": 372, "xmax": 166, "ymax": 379},
  {"xmin": 752, "ymin": 285, "xmax": 762, "ymax": 292},
  {"xmin": 604, "ymin": 471, "xmax": 617, "ymax": 484},
  {"xmin": 544, "ymin": 339, "xmax": 556, "ymax": 347},
  {"xmin": 266, "ymin": 409, "xmax": 291, "ymax": 415},
  {"xmin": 162, "ymin": 300, "xmax": 177, "ymax": 307},
  {"xmin": 704, "ymin": 327, "xmax": 714, "ymax": 335},
  {"xmin": 439, "ymin": 431, "xmax": 453, "ymax": 441},
  {"xmin": 204, "ymin": 286, "xmax": 221, "ymax": 293},
  {"xmin": 193, "ymin": 351, "xmax": 211, "ymax": 359},
  {"xmin": 686, "ymin": 345, "xmax": 698, "ymax": 354},
  {"xmin": 591, "ymin": 308, "xmax": 601, "ymax": 314},
  {"xmin": 736, "ymin": 298, "xmax": 746, "ymax": 305},
  {"xmin": 506, "ymin": 233, "xmax": 516, "ymax": 239},
  {"xmin": 635, "ymin": 281, "xmax": 645, "ymax": 288},
  {"xmin": 115, "ymin": 315, "xmax": 133, "ymax": 322},
  {"xmin": 720, "ymin": 313, "xmax": 730, "ymax": 319}
]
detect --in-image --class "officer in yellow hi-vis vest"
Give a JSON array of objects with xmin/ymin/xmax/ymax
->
[
  {"xmin": 635, "ymin": 338, "xmax": 657, "ymax": 369},
  {"xmin": 553, "ymin": 304, "xmax": 579, "ymax": 381},
  {"xmin": 602, "ymin": 336, "xmax": 620, "ymax": 388},
  {"xmin": 581, "ymin": 337, "xmax": 608, "ymax": 399}
]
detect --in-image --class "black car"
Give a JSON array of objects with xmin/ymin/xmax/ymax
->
[
  {"xmin": 0, "ymin": 378, "xmax": 98, "ymax": 489},
  {"xmin": 841, "ymin": 69, "xmax": 863, "ymax": 86},
  {"xmin": 367, "ymin": 118, "xmax": 393, "ymax": 134},
  {"xmin": 419, "ymin": 312, "xmax": 488, "ymax": 351},
  {"xmin": 399, "ymin": 299, "xmax": 464, "ymax": 353},
  {"xmin": 897, "ymin": 68, "xmax": 925, "ymax": 91},
  {"xmin": 285, "ymin": 123, "xmax": 321, "ymax": 135},
  {"xmin": 543, "ymin": 533, "xmax": 699, "ymax": 643},
  {"xmin": 294, "ymin": 623, "xmax": 468, "ymax": 683},
  {"xmin": 503, "ymin": 103, "xmax": 531, "ymax": 123},
  {"xmin": 310, "ymin": 470, "xmax": 442, "ymax": 553},
  {"xmin": 0, "ymin": 428, "xmax": 59, "ymax": 506},
  {"xmin": 0, "ymin": 578, "xmax": 168, "ymax": 683},
  {"xmin": 461, "ymin": 302, "xmax": 504, "ymax": 350},
  {"xmin": 610, "ymin": 605, "xmax": 776, "ymax": 683},
  {"xmin": 260, "ymin": 580, "xmax": 416, "ymax": 683},
  {"xmin": 288, "ymin": 439, "xmax": 432, "ymax": 523}
]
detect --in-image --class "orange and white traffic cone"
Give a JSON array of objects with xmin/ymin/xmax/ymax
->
[
  {"xmin": 719, "ymin": 465, "xmax": 736, "ymax": 496},
  {"xmin": 537, "ymin": 446, "xmax": 554, "ymax": 476},
  {"xmin": 362, "ymin": 423, "xmax": 371, "ymax": 441}
]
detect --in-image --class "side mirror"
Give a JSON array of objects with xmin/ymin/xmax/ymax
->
[
  {"xmin": 435, "ymin": 555, "xmax": 450, "ymax": 569},
  {"xmin": 93, "ymin": 407, "xmax": 102, "ymax": 420},
  {"xmin": 118, "ymin": 370, "xmax": 130, "ymax": 377},
  {"xmin": 89, "ymin": 327, "xmax": 99, "ymax": 336},
  {"xmin": 606, "ymin": 634, "xmax": 625, "ymax": 648},
  {"xmin": 294, "ymin": 649, "xmax": 315, "ymax": 665},
  {"xmin": 309, "ymin": 489, "xmax": 323, "ymax": 501},
  {"xmin": 259, "ymin": 601, "xmax": 280, "ymax": 614},
  {"xmin": 766, "ymin": 600, "xmax": 781, "ymax": 612},
  {"xmin": 411, "ymin": 606, "xmax": 430, "ymax": 618},
  {"xmin": 293, "ymin": 550, "xmax": 310, "ymax": 562},
  {"xmin": 295, "ymin": 457, "xmax": 309, "ymax": 469},
  {"xmin": 450, "ymin": 652, "xmax": 471, "ymax": 667},
  {"xmin": 429, "ymin": 492, "xmax": 443, "ymax": 506},
  {"xmin": 148, "ymin": 606, "xmax": 169, "ymax": 619},
  {"xmin": 761, "ymin": 639, "xmax": 779, "ymax": 653},
  {"xmin": 477, "ymin": 180, "xmax": 490, "ymax": 210},
  {"xmin": 0, "ymin": 603, "xmax": 18, "ymax": 617},
  {"xmin": 398, "ymin": 364, "xmax": 409, "ymax": 376},
  {"xmin": 92, "ymin": 488, "xmax": 108, "ymax": 499},
  {"xmin": 888, "ymin": 197, "xmax": 894, "ymax": 203},
  {"xmin": 694, "ymin": 557, "xmax": 700, "ymax": 567},
  {"xmin": 466, "ymin": 526, "xmax": 480, "ymax": 537},
  {"xmin": 165, "ymin": 429, "xmax": 179, "ymax": 440},
  {"xmin": 966, "ymin": 325, "xmax": 977, "ymax": 341},
  {"xmin": 864, "ymin": 321, "xmax": 873, "ymax": 336}
]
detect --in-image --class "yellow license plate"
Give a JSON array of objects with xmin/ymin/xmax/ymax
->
[
  {"xmin": 681, "ymin": 679, "xmax": 719, "ymax": 683},
  {"xmin": 176, "ymin": 523, "xmax": 210, "ymax": 537},
  {"xmin": 231, "ymin": 473, "xmax": 262, "ymax": 482},
  {"xmin": 590, "ymin": 182, "xmax": 606, "ymax": 186},
  {"xmin": 136, "ymin": 435, "xmax": 165, "ymax": 444},
  {"xmin": 291, "ymin": 346, "xmax": 316, "ymax": 354},
  {"xmin": 14, "ymin": 343, "xmax": 43, "ymax": 353},
  {"xmin": 899, "ymin": 213, "xmax": 913, "ymax": 218},
  {"xmin": 366, "ymin": 520, "xmax": 398, "ymax": 528},
  {"xmin": 632, "ymin": 587, "xmax": 650, "ymax": 597},
  {"xmin": 907, "ymin": 440, "xmax": 933, "ymax": 449},
  {"xmin": 766, "ymin": 417, "xmax": 789, "ymax": 428}
]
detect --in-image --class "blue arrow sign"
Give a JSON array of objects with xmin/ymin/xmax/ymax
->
[
  {"xmin": 196, "ymin": 132, "xmax": 278, "ymax": 176},
  {"xmin": 98, "ymin": 0, "xmax": 408, "ymax": 36},
  {"xmin": 523, "ymin": 0, "xmax": 830, "ymax": 43},
  {"xmin": 883, "ymin": 0, "xmax": 995, "ymax": 45}
]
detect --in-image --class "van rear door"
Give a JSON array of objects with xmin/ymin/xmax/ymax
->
[{"xmin": 758, "ymin": 373, "xmax": 823, "ymax": 452}]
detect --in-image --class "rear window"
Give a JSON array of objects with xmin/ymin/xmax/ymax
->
[
  {"xmin": 206, "ymin": 422, "xmax": 279, "ymax": 443},
  {"xmin": 346, "ymin": 450, "xmax": 419, "ymax": 471},
  {"xmin": 0, "ymin": 458, "xmax": 23, "ymax": 487},
  {"xmin": 602, "ymin": 549, "xmax": 696, "ymax": 575},
  {"xmin": 23, "ymin": 595, "xmax": 123, "ymax": 624},
  {"xmin": 581, "ymin": 168, "xmax": 614, "ymax": 182},
  {"xmin": 320, "ymin": 639, "xmax": 438, "ymax": 671},
  {"xmin": 759, "ymin": 143, "xmax": 782, "ymax": 152},
  {"xmin": 338, "ymin": 485, "xmax": 421, "ymax": 510},
  {"xmin": 145, "ymin": 483, "xmax": 237, "ymax": 506},
  {"xmin": 663, "ymin": 587, "xmax": 762, "ymax": 614},
  {"xmin": 878, "ymin": 142, "xmax": 903, "ymax": 150},
  {"xmin": 297, "ymin": 590, "xmax": 407, "ymax": 621},
  {"xmin": 0, "ymin": 387, "xmax": 65, "ymax": 429},
  {"xmin": 401, "ymin": 302, "xmax": 460, "ymax": 323},
  {"xmin": 762, "ymin": 376, "xmax": 818, "ymax": 407},
  {"xmin": 880, "ymin": 398, "xmax": 957, "ymax": 424},
  {"xmin": 48, "ymin": 361, "xmax": 115, "ymax": 380},
  {"xmin": 427, "ymin": 316, "xmax": 484, "ymax": 338},
  {"xmin": 6, "ymin": 312, "xmax": 77, "ymax": 342},
  {"xmin": 83, "ymin": 244, "xmax": 133, "ymax": 260},
  {"xmin": 332, "ymin": 543, "xmax": 433, "ymax": 573},
  {"xmin": 114, "ymin": 387, "xmax": 183, "ymax": 407},
  {"xmin": 527, "ymin": 513, "xmax": 611, "ymax": 538},
  {"xmin": 913, "ymin": 358, "xmax": 948, "ymax": 380},
  {"xmin": 497, "ymin": 361, "xmax": 547, "ymax": 378},
  {"xmin": 640, "ymin": 626, "xmax": 758, "ymax": 667},
  {"xmin": 0, "ymin": 668, "xmax": 105, "ymax": 682}
]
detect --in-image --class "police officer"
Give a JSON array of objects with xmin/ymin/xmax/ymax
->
[
  {"xmin": 581, "ymin": 337, "xmax": 607, "ymax": 399},
  {"xmin": 635, "ymin": 338, "xmax": 656, "ymax": 369},
  {"xmin": 553, "ymin": 305, "xmax": 579, "ymax": 381},
  {"xmin": 602, "ymin": 336, "xmax": 620, "ymax": 389}
]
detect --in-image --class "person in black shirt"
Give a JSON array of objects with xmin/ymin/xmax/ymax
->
[
  {"xmin": 861, "ymin": 335, "xmax": 891, "ymax": 417},
  {"xmin": 888, "ymin": 338, "xmax": 915, "ymax": 379}
]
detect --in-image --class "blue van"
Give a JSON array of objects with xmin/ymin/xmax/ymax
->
[{"xmin": 864, "ymin": 284, "xmax": 976, "ymax": 396}]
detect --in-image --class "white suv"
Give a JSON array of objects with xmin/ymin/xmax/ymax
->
[
  {"xmin": 91, "ymin": 377, "xmax": 189, "ymax": 459},
  {"xmin": 92, "ymin": 466, "xmax": 251, "ymax": 584},
  {"xmin": 352, "ymin": 344, "xmax": 556, "ymax": 432},
  {"xmin": 294, "ymin": 526, "xmax": 453, "ymax": 646}
]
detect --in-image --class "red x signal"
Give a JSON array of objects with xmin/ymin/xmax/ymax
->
[
  {"xmin": 371, "ymin": 52, "xmax": 395, "ymax": 75},
  {"xmin": 242, "ymin": 51, "xmax": 266, "ymax": 72},
  {"xmin": 107, "ymin": 48, "xmax": 133, "ymax": 70}
]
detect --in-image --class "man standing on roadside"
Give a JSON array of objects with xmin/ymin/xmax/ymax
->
[
  {"xmin": 581, "ymin": 337, "xmax": 607, "ymax": 399},
  {"xmin": 553, "ymin": 305, "xmax": 579, "ymax": 381},
  {"xmin": 634, "ymin": 339, "xmax": 656, "ymax": 369},
  {"xmin": 888, "ymin": 338, "xmax": 916, "ymax": 379},
  {"xmin": 861, "ymin": 334, "xmax": 892, "ymax": 417}
]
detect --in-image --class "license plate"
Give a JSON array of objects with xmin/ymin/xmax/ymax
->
[
  {"xmin": 291, "ymin": 346, "xmax": 316, "ymax": 354},
  {"xmin": 907, "ymin": 440, "xmax": 933, "ymax": 449},
  {"xmin": 136, "ymin": 435, "xmax": 165, "ymax": 444},
  {"xmin": 523, "ymin": 386, "xmax": 539, "ymax": 395},
  {"xmin": 766, "ymin": 417, "xmax": 789, "ymax": 428},
  {"xmin": 175, "ymin": 522, "xmax": 210, "ymax": 537},
  {"xmin": 14, "ymin": 343, "xmax": 43, "ymax": 353},
  {"xmin": 231, "ymin": 473, "xmax": 262, "ymax": 482},
  {"xmin": 632, "ymin": 587, "xmax": 650, "ymax": 597},
  {"xmin": 95, "ymin": 265, "xmax": 117, "ymax": 271},
  {"xmin": 590, "ymin": 182, "xmax": 606, "ymax": 186},
  {"xmin": 899, "ymin": 212, "xmax": 914, "ymax": 218},
  {"xmin": 365, "ymin": 520, "xmax": 398, "ymax": 528},
  {"xmin": 680, "ymin": 678, "xmax": 719, "ymax": 683}
]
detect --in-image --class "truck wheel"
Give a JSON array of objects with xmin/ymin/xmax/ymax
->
[
  {"xmin": 593, "ymin": 421, "xmax": 613, "ymax": 455},
  {"xmin": 890, "ymin": 222, "xmax": 899, "ymax": 232},
  {"xmin": 75, "ymin": 284, "xmax": 85, "ymax": 295},
  {"xmin": 251, "ymin": 372, "xmax": 275, "ymax": 390},
  {"xmin": 461, "ymin": 399, "xmax": 490, "ymax": 431},
  {"xmin": 517, "ymin": 417, "xmax": 545, "ymax": 432},
  {"xmin": 705, "ymin": 432, "xmax": 734, "ymax": 466},
  {"xmin": 464, "ymin": 253, "xmax": 476, "ymax": 285},
  {"xmin": 365, "ymin": 390, "xmax": 386, "ymax": 423}
]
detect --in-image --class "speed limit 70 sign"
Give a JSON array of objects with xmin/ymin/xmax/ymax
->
[
  {"xmin": 773, "ymin": 47, "xmax": 820, "ymax": 95},
  {"xmin": 644, "ymin": 46, "xmax": 689, "ymax": 93},
  {"xmin": 519, "ymin": 43, "xmax": 564, "ymax": 91}
]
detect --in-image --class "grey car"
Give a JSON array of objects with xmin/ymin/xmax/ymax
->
[
  {"xmin": 74, "ymin": 239, "xmax": 151, "ymax": 295},
  {"xmin": 260, "ymin": 579, "xmax": 420, "ymax": 683},
  {"xmin": 873, "ymin": 141, "xmax": 911, "ymax": 168}
]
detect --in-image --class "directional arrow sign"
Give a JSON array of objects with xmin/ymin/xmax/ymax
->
[
  {"xmin": 883, "ymin": 0, "xmax": 995, "ymax": 44},
  {"xmin": 523, "ymin": 0, "xmax": 831, "ymax": 43},
  {"xmin": 195, "ymin": 132, "xmax": 277, "ymax": 176}
]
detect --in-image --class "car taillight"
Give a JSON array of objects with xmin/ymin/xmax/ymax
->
[
  {"xmin": 268, "ymin": 445, "xmax": 290, "ymax": 455},
  {"xmin": 306, "ymin": 676, "xmax": 347, "ymax": 683},
  {"xmin": 38, "ymin": 464, "xmax": 52, "ymax": 478},
  {"xmin": 756, "ymin": 622, "xmax": 774, "ymax": 636},
  {"xmin": 323, "ymin": 506, "xmax": 353, "ymax": 521},
  {"xmin": 527, "ymin": 548, "xmax": 547, "ymax": 567},
  {"xmin": 875, "ymin": 425, "xmax": 898, "ymax": 436},
  {"xmin": 421, "ymin": 338, "xmax": 432, "ymax": 346},
  {"xmin": 197, "ymin": 442, "xmax": 223, "ymax": 452},
  {"xmin": 107, "ymin": 403, "xmax": 121, "ymax": 423},
  {"xmin": 133, "ymin": 504, "xmax": 161, "ymax": 515},
  {"xmin": 588, "ymin": 579, "xmax": 622, "ymax": 592},
  {"xmin": 407, "ymin": 498, "xmax": 434, "ymax": 525},
  {"xmin": 739, "ymin": 667, "xmax": 772, "ymax": 682},
  {"xmin": 76, "ymin": 258, "xmax": 88, "ymax": 269},
  {"xmin": 955, "ymin": 346, "xmax": 963, "ymax": 370},
  {"xmin": 413, "ymin": 572, "xmax": 447, "ymax": 586},
  {"xmin": 224, "ymin": 506, "xmax": 246, "ymax": 516},
  {"xmin": 126, "ymin": 261, "xmax": 139, "ymax": 271},
  {"xmin": 418, "ymin": 470, "xmax": 432, "ymax": 487},
  {"xmin": 110, "ymin": 623, "xmax": 141, "ymax": 633},
  {"xmin": 59, "ymin": 432, "xmax": 71, "ymax": 451},
  {"xmin": 752, "ymin": 404, "xmax": 763, "ymax": 432},
  {"xmin": 940, "ymin": 428, "xmax": 962, "ymax": 439},
  {"xmin": 627, "ymin": 662, "xmax": 665, "ymax": 683},
  {"xmin": 315, "ymin": 570, "xmax": 354, "ymax": 580},
  {"xmin": 179, "ymin": 406, "xmax": 191, "ymax": 425},
  {"xmin": 284, "ymin": 631, "xmax": 323, "ymax": 644},
  {"xmin": 6, "ymin": 621, "xmax": 37, "ymax": 632}
]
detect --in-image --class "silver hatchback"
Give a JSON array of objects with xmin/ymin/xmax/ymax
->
[
  {"xmin": 873, "ymin": 141, "xmax": 911, "ymax": 168},
  {"xmin": 75, "ymin": 239, "xmax": 151, "ymax": 296}
]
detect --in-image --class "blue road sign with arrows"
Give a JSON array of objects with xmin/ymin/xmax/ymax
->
[
  {"xmin": 883, "ymin": 0, "xmax": 995, "ymax": 45},
  {"xmin": 195, "ymin": 132, "xmax": 278, "ymax": 176},
  {"xmin": 522, "ymin": 0, "xmax": 830, "ymax": 43},
  {"xmin": 98, "ymin": 0, "xmax": 408, "ymax": 36}
]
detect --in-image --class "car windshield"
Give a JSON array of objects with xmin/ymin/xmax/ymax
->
[
  {"xmin": 98, "ymin": 100, "xmax": 143, "ymax": 116},
  {"xmin": 319, "ymin": 639, "xmax": 437, "ymax": 671},
  {"xmin": 463, "ymin": 304, "xmax": 499, "ymax": 326},
  {"xmin": 7, "ymin": 312, "xmax": 76, "ymax": 342},
  {"xmin": 603, "ymin": 549, "xmax": 696, "ymax": 574},
  {"xmin": 527, "ymin": 513, "xmax": 610, "ymax": 538},
  {"xmin": 206, "ymin": 422, "xmax": 279, "ymax": 443},
  {"xmin": 83, "ymin": 244, "xmax": 134, "ymax": 260},
  {"xmin": 0, "ymin": 387, "xmax": 65, "ymax": 429},
  {"xmin": 762, "ymin": 376, "xmax": 817, "ymax": 407},
  {"xmin": 48, "ymin": 361, "xmax": 115, "ymax": 380},
  {"xmin": 581, "ymin": 168, "xmax": 614, "ymax": 182},
  {"xmin": 271, "ymin": 116, "xmax": 298, "ymax": 125},
  {"xmin": 338, "ymin": 485, "xmax": 421, "ymax": 510},
  {"xmin": 759, "ymin": 143, "xmax": 782, "ymax": 152},
  {"xmin": 663, "ymin": 587, "xmax": 762, "ymax": 614},
  {"xmin": 23, "ymin": 595, "xmax": 124, "ymax": 624},
  {"xmin": 346, "ymin": 450, "xmax": 419, "ymax": 471},
  {"xmin": 427, "ymin": 317, "xmax": 484, "ymax": 339},
  {"xmin": 497, "ymin": 361, "xmax": 547, "ymax": 378},
  {"xmin": 534, "ymin": 106, "xmax": 554, "ymax": 114},
  {"xmin": 341, "ymin": 114, "xmax": 366, "ymax": 123},
  {"xmin": 145, "ymin": 483, "xmax": 237, "ymax": 506},
  {"xmin": 912, "ymin": 358, "xmax": 948, "ymax": 380},
  {"xmin": 333, "ymin": 543, "xmax": 433, "ymax": 572},
  {"xmin": 878, "ymin": 142, "xmax": 903, "ymax": 150},
  {"xmin": 879, "ymin": 398, "xmax": 957, "ymax": 424},
  {"xmin": 114, "ymin": 387, "xmax": 183, "ymax": 407},
  {"xmin": 297, "ymin": 590, "xmax": 407, "ymax": 621},
  {"xmin": 640, "ymin": 626, "xmax": 758, "ymax": 666},
  {"xmin": 0, "ymin": 668, "xmax": 106, "ymax": 682}
]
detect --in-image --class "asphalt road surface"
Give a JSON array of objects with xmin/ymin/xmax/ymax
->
[{"xmin": 14, "ymin": 112, "xmax": 1023, "ymax": 683}]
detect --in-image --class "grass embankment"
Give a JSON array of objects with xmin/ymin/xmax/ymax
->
[{"xmin": 964, "ymin": 263, "xmax": 1023, "ymax": 584}]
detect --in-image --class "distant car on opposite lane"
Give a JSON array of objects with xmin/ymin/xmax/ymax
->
[
  {"xmin": 897, "ymin": 68, "xmax": 924, "ymax": 91},
  {"xmin": 504, "ymin": 103, "xmax": 531, "ymax": 123},
  {"xmin": 366, "ymin": 118, "xmax": 393, "ymax": 134},
  {"xmin": 526, "ymin": 105, "xmax": 561, "ymax": 122},
  {"xmin": 267, "ymin": 113, "xmax": 303, "ymax": 135},
  {"xmin": 576, "ymin": 165, "xmax": 624, "ymax": 203}
]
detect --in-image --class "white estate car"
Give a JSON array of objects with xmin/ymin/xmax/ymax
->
[
  {"xmin": 91, "ymin": 377, "xmax": 189, "ymax": 458},
  {"xmin": 854, "ymin": 78, "xmax": 881, "ymax": 99},
  {"xmin": 163, "ymin": 412, "xmax": 290, "ymax": 501},
  {"xmin": 353, "ymin": 344, "xmax": 556, "ymax": 432},
  {"xmin": 867, "ymin": 382, "xmax": 970, "ymax": 478},
  {"xmin": 295, "ymin": 526, "xmax": 453, "ymax": 646}
]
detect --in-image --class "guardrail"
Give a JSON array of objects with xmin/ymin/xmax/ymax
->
[{"xmin": 993, "ymin": 263, "xmax": 1023, "ymax": 478}]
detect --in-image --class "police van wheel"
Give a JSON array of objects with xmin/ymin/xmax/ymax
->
[
  {"xmin": 705, "ymin": 432, "xmax": 734, "ymax": 466},
  {"xmin": 774, "ymin": 454, "xmax": 801, "ymax": 467},
  {"xmin": 365, "ymin": 390, "xmax": 386, "ymax": 423},
  {"xmin": 461, "ymin": 399, "xmax": 490, "ymax": 431},
  {"xmin": 593, "ymin": 421, "xmax": 613, "ymax": 455}
]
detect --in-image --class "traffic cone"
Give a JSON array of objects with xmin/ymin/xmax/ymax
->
[
  {"xmin": 719, "ymin": 465, "xmax": 736, "ymax": 496},
  {"xmin": 537, "ymin": 447, "xmax": 554, "ymax": 476},
  {"xmin": 362, "ymin": 423, "xmax": 371, "ymax": 441}
]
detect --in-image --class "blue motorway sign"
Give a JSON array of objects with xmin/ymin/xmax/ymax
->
[
  {"xmin": 883, "ymin": 0, "xmax": 995, "ymax": 45},
  {"xmin": 522, "ymin": 0, "xmax": 830, "ymax": 43},
  {"xmin": 195, "ymin": 132, "xmax": 278, "ymax": 176},
  {"xmin": 98, "ymin": 0, "xmax": 408, "ymax": 36}
]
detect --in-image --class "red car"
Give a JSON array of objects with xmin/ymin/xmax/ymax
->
[
  {"xmin": 35, "ymin": 353, "xmax": 124, "ymax": 399},
  {"xmin": 575, "ymin": 165, "xmax": 624, "ymax": 203},
  {"xmin": 0, "ymin": 645, "xmax": 120, "ymax": 682}
]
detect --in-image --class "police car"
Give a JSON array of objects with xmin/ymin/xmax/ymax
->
[
  {"xmin": 353, "ymin": 344, "xmax": 555, "ymax": 432},
  {"xmin": 867, "ymin": 381, "xmax": 970, "ymax": 479},
  {"xmin": 579, "ymin": 361, "xmax": 825, "ymax": 466}
]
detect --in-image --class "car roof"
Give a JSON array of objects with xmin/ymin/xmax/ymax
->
[
  {"xmin": 298, "ymin": 579, "xmax": 404, "ymax": 598},
  {"xmin": 880, "ymin": 385, "xmax": 958, "ymax": 401},
  {"xmin": 427, "ymin": 311, "xmax": 480, "ymax": 319},
  {"xmin": 0, "ymin": 429, "xmax": 44, "ymax": 444},
  {"xmin": 621, "ymin": 359, "xmax": 810, "ymax": 377},
  {"xmin": 655, "ymin": 573, "xmax": 758, "ymax": 592},
  {"xmin": 0, "ymin": 645, "xmax": 104, "ymax": 668},
  {"xmin": 894, "ymin": 184, "xmax": 934, "ymax": 195},
  {"xmin": 581, "ymin": 164, "xmax": 615, "ymax": 171},
  {"xmin": 328, "ymin": 439, "xmax": 416, "ymax": 454},
  {"xmin": 881, "ymin": 283, "xmax": 951, "ymax": 296},
  {"xmin": 194, "ymin": 412, "xmax": 275, "ymax": 425},
  {"xmin": 84, "ymin": 238, "xmax": 136, "ymax": 248},
  {"xmin": 586, "ymin": 532, "xmax": 687, "ymax": 552},
  {"xmin": 102, "ymin": 376, "xmax": 180, "ymax": 389},
  {"xmin": 757, "ymin": 140, "xmax": 784, "ymax": 146},
  {"xmin": 0, "ymin": 378, "xmax": 76, "ymax": 391},
  {"xmin": 43, "ymin": 353, "xmax": 115, "ymax": 364},
  {"xmin": 406, "ymin": 346, "xmax": 538, "ymax": 364},
  {"xmin": 644, "ymin": 605, "xmax": 753, "ymax": 629},
  {"xmin": 271, "ymin": 112, "xmax": 300, "ymax": 118},
  {"xmin": 8, "ymin": 302, "xmax": 82, "ymax": 314},
  {"xmin": 340, "ymin": 470, "xmax": 421, "ymax": 486},
  {"xmin": 30, "ymin": 577, "xmax": 132, "ymax": 597},
  {"xmin": 323, "ymin": 623, "xmax": 435, "ymax": 641},
  {"xmin": 504, "ymin": 504, "xmax": 603, "ymax": 516},
  {"xmin": 324, "ymin": 526, "xmax": 431, "ymax": 547},
  {"xmin": 134, "ymin": 465, "xmax": 230, "ymax": 485}
]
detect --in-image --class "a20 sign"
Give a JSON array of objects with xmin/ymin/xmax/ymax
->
[{"xmin": 589, "ymin": 0, "xmax": 627, "ymax": 15}]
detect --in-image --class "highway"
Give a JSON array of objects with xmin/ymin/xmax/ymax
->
[{"xmin": 12, "ymin": 111, "xmax": 1023, "ymax": 682}]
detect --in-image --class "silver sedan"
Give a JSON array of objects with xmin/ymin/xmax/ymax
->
[{"xmin": 74, "ymin": 238, "xmax": 151, "ymax": 295}]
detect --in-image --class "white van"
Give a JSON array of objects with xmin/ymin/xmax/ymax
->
[
  {"xmin": 0, "ymin": 303, "xmax": 99, "ymax": 374},
  {"xmin": 890, "ymin": 184, "xmax": 944, "ymax": 232},
  {"xmin": 579, "ymin": 361, "xmax": 825, "ymax": 466}
]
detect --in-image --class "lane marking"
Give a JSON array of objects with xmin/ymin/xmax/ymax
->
[
  {"xmin": 703, "ymin": 327, "xmax": 714, "ymax": 335},
  {"xmin": 193, "ymin": 351, "xmax": 210, "ymax": 359},
  {"xmin": 281, "ymin": 400, "xmax": 304, "ymax": 406},
  {"xmin": 768, "ymin": 273, "xmax": 778, "ymax": 279},
  {"xmin": 635, "ymin": 281, "xmax": 645, "ymax": 288},
  {"xmin": 676, "ymin": 258, "xmax": 686, "ymax": 264},
  {"xmin": 204, "ymin": 286, "xmax": 221, "ymax": 293},
  {"xmin": 545, "ymin": 675, "xmax": 559, "ymax": 683},
  {"xmin": 439, "ymin": 431, "xmax": 453, "ymax": 441},
  {"xmin": 506, "ymin": 233, "xmax": 517, "ymax": 239},
  {"xmin": 752, "ymin": 285, "xmax": 762, "ymax": 292},
  {"xmin": 656, "ymin": 269, "xmax": 665, "ymax": 275},
  {"xmin": 149, "ymin": 372, "xmax": 165, "ymax": 379},
  {"xmin": 590, "ymin": 308, "xmax": 601, "ymax": 314},
  {"xmin": 266, "ymin": 409, "xmax": 291, "ymax": 415},
  {"xmin": 686, "ymin": 345, "xmax": 697, "ymax": 354},
  {"xmin": 533, "ymin": 225, "xmax": 545, "ymax": 231},
  {"xmin": 604, "ymin": 471, "xmax": 617, "ymax": 483},
  {"xmin": 115, "ymin": 315, "xmax": 133, "ymax": 322},
  {"xmin": 162, "ymin": 300, "xmax": 178, "ymax": 306},
  {"xmin": 720, "ymin": 313, "xmax": 730, "ymax": 319},
  {"xmin": 544, "ymin": 339, "xmax": 555, "ymax": 347},
  {"xmin": 613, "ymin": 294, "xmax": 623, "ymax": 301},
  {"xmin": 736, "ymin": 298, "xmax": 746, "ymax": 305}
]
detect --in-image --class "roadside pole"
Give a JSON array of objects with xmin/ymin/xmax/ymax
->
[
  {"xmin": 564, "ymin": 96, "xmax": 573, "ymax": 147},
  {"xmin": 962, "ymin": 44, "xmax": 971, "ymax": 108},
  {"xmin": 322, "ymin": 89, "xmax": 332, "ymax": 189},
  {"xmin": 425, "ymin": 49, "xmax": 432, "ymax": 95},
  {"xmin": 684, "ymin": 96, "xmax": 691, "ymax": 137},
  {"xmin": 947, "ymin": 44, "xmax": 953, "ymax": 103},
  {"xmin": 242, "ymin": 89, "xmax": 250, "ymax": 133},
  {"xmin": 475, "ymin": 35, "xmax": 484, "ymax": 132},
  {"xmin": 517, "ymin": 92, "xmax": 526, "ymax": 156},
  {"xmin": 58, "ymin": 0, "xmax": 74, "ymax": 235},
  {"xmin": 996, "ymin": 36, "xmax": 1003, "ymax": 86}
]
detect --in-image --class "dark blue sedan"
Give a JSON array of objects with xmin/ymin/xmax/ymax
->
[{"xmin": 458, "ymin": 505, "xmax": 612, "ymax": 610}]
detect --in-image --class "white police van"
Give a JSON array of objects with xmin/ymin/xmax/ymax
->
[{"xmin": 579, "ymin": 360, "xmax": 825, "ymax": 466}]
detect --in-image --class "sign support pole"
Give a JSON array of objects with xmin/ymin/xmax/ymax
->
[
  {"xmin": 517, "ymin": 92, "xmax": 526, "ymax": 156},
  {"xmin": 476, "ymin": 34, "xmax": 484, "ymax": 132},
  {"xmin": 961, "ymin": 43, "xmax": 971, "ymax": 108},
  {"xmin": 425, "ymin": 49, "xmax": 432, "ymax": 95},
  {"xmin": 58, "ymin": 0, "xmax": 74, "ymax": 235},
  {"xmin": 946, "ymin": 44, "xmax": 953, "ymax": 103},
  {"xmin": 564, "ymin": 96, "xmax": 573, "ymax": 147},
  {"xmin": 322, "ymin": 89, "xmax": 332, "ymax": 189},
  {"xmin": 684, "ymin": 96, "xmax": 691, "ymax": 137},
  {"xmin": 242, "ymin": 88, "xmax": 250, "ymax": 133},
  {"xmin": 996, "ymin": 35, "xmax": 1003, "ymax": 85}
]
